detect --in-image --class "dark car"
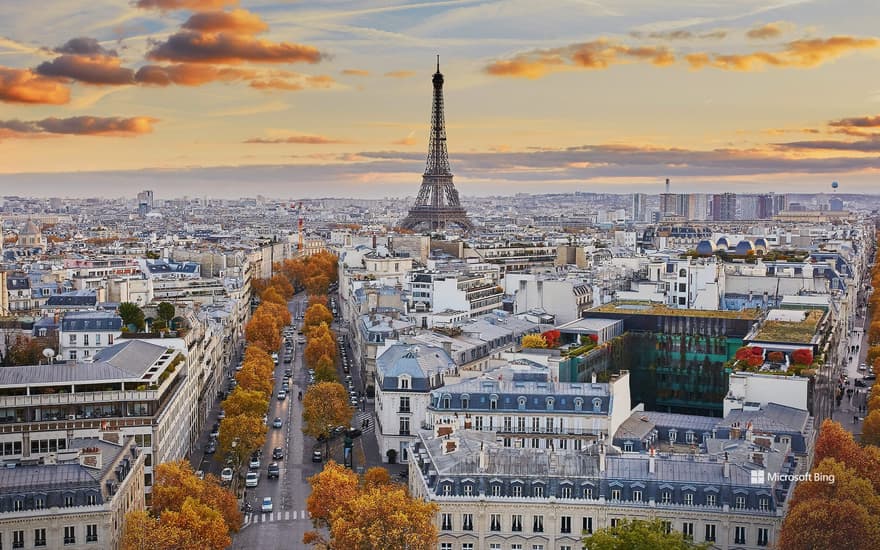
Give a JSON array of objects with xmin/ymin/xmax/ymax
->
[
  {"xmin": 272, "ymin": 447, "xmax": 284, "ymax": 460},
  {"xmin": 856, "ymin": 379, "xmax": 868, "ymax": 387},
  {"xmin": 267, "ymin": 462, "xmax": 280, "ymax": 479},
  {"xmin": 205, "ymin": 440, "xmax": 217, "ymax": 454}
]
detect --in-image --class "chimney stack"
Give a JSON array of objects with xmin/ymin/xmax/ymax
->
[
  {"xmin": 591, "ymin": 372, "xmax": 597, "ymax": 384},
  {"xmin": 723, "ymin": 451, "xmax": 730, "ymax": 478},
  {"xmin": 599, "ymin": 443, "xmax": 606, "ymax": 473},
  {"xmin": 478, "ymin": 442, "xmax": 488, "ymax": 472},
  {"xmin": 665, "ymin": 178, "xmax": 670, "ymax": 194},
  {"xmin": 649, "ymin": 447, "xmax": 656, "ymax": 475}
]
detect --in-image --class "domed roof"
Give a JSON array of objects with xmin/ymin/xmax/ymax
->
[
  {"xmin": 735, "ymin": 240, "xmax": 755, "ymax": 255},
  {"xmin": 754, "ymin": 237, "xmax": 768, "ymax": 247},
  {"xmin": 695, "ymin": 240, "xmax": 716, "ymax": 256},
  {"xmin": 21, "ymin": 219, "xmax": 40, "ymax": 235},
  {"xmin": 716, "ymin": 237, "xmax": 729, "ymax": 250}
]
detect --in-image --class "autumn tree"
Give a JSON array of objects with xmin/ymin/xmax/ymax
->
[
  {"xmin": 305, "ymin": 460, "xmax": 360, "ymax": 531},
  {"xmin": 863, "ymin": 410, "xmax": 880, "ymax": 446},
  {"xmin": 261, "ymin": 286, "xmax": 286, "ymax": 306},
  {"xmin": 305, "ymin": 274, "xmax": 330, "ymax": 296},
  {"xmin": 269, "ymin": 273, "xmax": 295, "ymax": 299},
  {"xmin": 258, "ymin": 300, "xmax": 292, "ymax": 328},
  {"xmin": 305, "ymin": 324, "xmax": 336, "ymax": 368},
  {"xmin": 219, "ymin": 414, "xmax": 267, "ymax": 467},
  {"xmin": 315, "ymin": 354, "xmax": 337, "ymax": 382},
  {"xmin": 583, "ymin": 519, "xmax": 710, "ymax": 550},
  {"xmin": 302, "ymin": 382, "xmax": 352, "ymax": 443},
  {"xmin": 245, "ymin": 310, "xmax": 282, "ymax": 351},
  {"xmin": 304, "ymin": 303, "xmax": 334, "ymax": 333},
  {"xmin": 542, "ymin": 329, "xmax": 561, "ymax": 348},
  {"xmin": 779, "ymin": 500, "xmax": 880, "ymax": 550},
  {"xmin": 222, "ymin": 387, "xmax": 269, "ymax": 418},
  {"xmin": 156, "ymin": 498, "xmax": 232, "ymax": 550},
  {"xmin": 363, "ymin": 466, "xmax": 392, "ymax": 488},
  {"xmin": 150, "ymin": 461, "xmax": 241, "ymax": 534},
  {"xmin": 308, "ymin": 295, "xmax": 329, "ymax": 309},
  {"xmin": 235, "ymin": 359, "xmax": 273, "ymax": 398},
  {"xmin": 244, "ymin": 346, "xmax": 275, "ymax": 372},
  {"xmin": 521, "ymin": 334, "xmax": 548, "ymax": 349}
]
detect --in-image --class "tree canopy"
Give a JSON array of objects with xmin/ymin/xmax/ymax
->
[{"xmin": 583, "ymin": 519, "xmax": 710, "ymax": 550}]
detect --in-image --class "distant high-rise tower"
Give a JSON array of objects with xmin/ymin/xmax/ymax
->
[
  {"xmin": 631, "ymin": 193, "xmax": 648, "ymax": 222},
  {"xmin": 400, "ymin": 57, "xmax": 473, "ymax": 232},
  {"xmin": 137, "ymin": 190, "xmax": 154, "ymax": 216},
  {"xmin": 712, "ymin": 192, "xmax": 737, "ymax": 221}
]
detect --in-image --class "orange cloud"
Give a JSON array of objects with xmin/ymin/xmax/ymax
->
[
  {"xmin": 342, "ymin": 69, "xmax": 370, "ymax": 76},
  {"xmin": 392, "ymin": 132, "xmax": 416, "ymax": 146},
  {"xmin": 244, "ymin": 134, "xmax": 346, "ymax": 144},
  {"xmin": 0, "ymin": 67, "xmax": 70, "ymax": 104},
  {"xmin": 135, "ymin": 63, "xmax": 257, "ymax": 85},
  {"xmin": 486, "ymin": 40, "xmax": 674, "ymax": 78},
  {"xmin": 36, "ymin": 54, "xmax": 134, "ymax": 85},
  {"xmin": 0, "ymin": 116, "xmax": 156, "ymax": 137},
  {"xmin": 248, "ymin": 79, "xmax": 303, "ymax": 91},
  {"xmin": 136, "ymin": 0, "xmax": 238, "ymax": 11},
  {"xmin": 147, "ymin": 31, "xmax": 323, "ymax": 65},
  {"xmin": 630, "ymin": 29, "xmax": 727, "ymax": 40},
  {"xmin": 746, "ymin": 23, "xmax": 787, "ymax": 40},
  {"xmin": 690, "ymin": 35, "xmax": 880, "ymax": 70},
  {"xmin": 829, "ymin": 115, "xmax": 880, "ymax": 127},
  {"xmin": 182, "ymin": 9, "xmax": 268, "ymax": 34},
  {"xmin": 384, "ymin": 70, "xmax": 415, "ymax": 78}
]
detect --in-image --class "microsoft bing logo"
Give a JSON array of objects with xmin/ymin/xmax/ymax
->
[{"xmin": 750, "ymin": 470, "xmax": 766, "ymax": 485}]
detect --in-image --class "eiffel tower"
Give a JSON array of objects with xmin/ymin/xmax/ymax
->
[{"xmin": 400, "ymin": 57, "xmax": 474, "ymax": 233}]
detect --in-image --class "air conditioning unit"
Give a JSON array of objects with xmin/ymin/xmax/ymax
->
[{"xmin": 67, "ymin": 415, "xmax": 76, "ymax": 421}]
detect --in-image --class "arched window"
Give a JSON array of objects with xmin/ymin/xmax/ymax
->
[
  {"xmin": 679, "ymin": 268, "xmax": 687, "ymax": 277},
  {"xmin": 546, "ymin": 397, "xmax": 554, "ymax": 411},
  {"xmin": 592, "ymin": 398, "xmax": 602, "ymax": 412},
  {"xmin": 574, "ymin": 398, "xmax": 583, "ymax": 411},
  {"xmin": 518, "ymin": 396, "xmax": 527, "ymax": 410}
]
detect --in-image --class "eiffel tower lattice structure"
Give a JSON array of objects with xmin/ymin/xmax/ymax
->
[{"xmin": 400, "ymin": 57, "xmax": 474, "ymax": 233}]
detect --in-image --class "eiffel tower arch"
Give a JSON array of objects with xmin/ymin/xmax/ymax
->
[{"xmin": 400, "ymin": 57, "xmax": 474, "ymax": 233}]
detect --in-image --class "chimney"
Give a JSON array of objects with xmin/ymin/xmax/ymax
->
[
  {"xmin": 665, "ymin": 178, "xmax": 670, "ymax": 194},
  {"xmin": 599, "ymin": 443, "xmax": 606, "ymax": 473},
  {"xmin": 478, "ymin": 443, "xmax": 488, "ymax": 472},
  {"xmin": 649, "ymin": 447, "xmax": 655, "ymax": 475},
  {"xmin": 745, "ymin": 421, "xmax": 753, "ymax": 442},
  {"xmin": 79, "ymin": 447, "xmax": 103, "ymax": 470},
  {"xmin": 723, "ymin": 451, "xmax": 730, "ymax": 478},
  {"xmin": 591, "ymin": 372, "xmax": 597, "ymax": 384}
]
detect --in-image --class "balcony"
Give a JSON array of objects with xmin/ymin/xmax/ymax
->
[{"xmin": 0, "ymin": 389, "xmax": 160, "ymax": 409}]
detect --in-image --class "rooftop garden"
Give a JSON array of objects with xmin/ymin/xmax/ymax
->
[
  {"xmin": 590, "ymin": 301, "xmax": 760, "ymax": 320},
  {"xmin": 752, "ymin": 309, "xmax": 824, "ymax": 344},
  {"xmin": 729, "ymin": 345, "xmax": 819, "ymax": 377}
]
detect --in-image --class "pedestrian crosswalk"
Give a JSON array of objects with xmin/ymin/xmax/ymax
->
[
  {"xmin": 243, "ymin": 510, "xmax": 310, "ymax": 526},
  {"xmin": 353, "ymin": 411, "xmax": 374, "ymax": 434}
]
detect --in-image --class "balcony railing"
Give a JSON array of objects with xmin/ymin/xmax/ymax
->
[{"xmin": 0, "ymin": 389, "xmax": 160, "ymax": 409}]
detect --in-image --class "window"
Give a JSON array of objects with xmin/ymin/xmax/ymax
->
[
  {"xmin": 757, "ymin": 527, "xmax": 769, "ymax": 547},
  {"xmin": 685, "ymin": 431, "xmax": 695, "ymax": 443},
  {"xmin": 560, "ymin": 516, "xmax": 572, "ymax": 534},
  {"xmin": 35, "ymin": 497, "xmax": 45, "ymax": 509},
  {"xmin": 108, "ymin": 334, "xmax": 113, "ymax": 345},
  {"xmin": 83, "ymin": 334, "xmax": 89, "ymax": 346},
  {"xmin": 462, "ymin": 513, "xmax": 473, "ymax": 531},
  {"xmin": 442, "ymin": 397, "xmax": 450, "ymax": 408},
  {"xmin": 512, "ymin": 546, "xmax": 522, "ymax": 550},
  {"xmin": 705, "ymin": 524, "xmax": 716, "ymax": 542},
  {"xmin": 532, "ymin": 417, "xmax": 540, "ymax": 432},
  {"xmin": 86, "ymin": 524, "xmax": 98, "ymax": 543},
  {"xmin": 490, "ymin": 396, "xmax": 497, "ymax": 409},
  {"xmin": 399, "ymin": 417, "xmax": 410, "ymax": 436},
  {"xmin": 583, "ymin": 517, "xmax": 593, "ymax": 534},
  {"xmin": 441, "ymin": 513, "xmax": 452, "ymax": 530},
  {"xmin": 583, "ymin": 487, "xmax": 593, "ymax": 499},
  {"xmin": 87, "ymin": 493, "xmax": 97, "ymax": 505},
  {"xmin": 706, "ymin": 493, "xmax": 716, "ymax": 507},
  {"xmin": 440, "ymin": 544, "xmax": 452, "ymax": 550},
  {"xmin": 623, "ymin": 442, "xmax": 633, "ymax": 452},
  {"xmin": 462, "ymin": 544, "xmax": 473, "ymax": 550},
  {"xmin": 632, "ymin": 490, "xmax": 642, "ymax": 502},
  {"xmin": 759, "ymin": 497, "xmax": 769, "ymax": 511},
  {"xmin": 531, "ymin": 438, "xmax": 540, "ymax": 448},
  {"xmin": 517, "ymin": 417, "xmax": 526, "ymax": 433},
  {"xmin": 490, "ymin": 545, "xmax": 501, "ymax": 550},
  {"xmin": 461, "ymin": 396, "xmax": 469, "ymax": 409},
  {"xmin": 678, "ymin": 283, "xmax": 686, "ymax": 292},
  {"xmin": 503, "ymin": 417, "xmax": 512, "ymax": 431},
  {"xmin": 532, "ymin": 546, "xmax": 544, "ymax": 550},
  {"xmin": 610, "ymin": 518, "xmax": 620, "ymax": 528},
  {"xmin": 592, "ymin": 398, "xmax": 602, "ymax": 412},
  {"xmin": 610, "ymin": 489, "xmax": 621, "ymax": 500},
  {"xmin": 13, "ymin": 499, "xmax": 23, "ymax": 511},
  {"xmin": 511, "ymin": 485, "xmax": 522, "ymax": 497},
  {"xmin": 13, "ymin": 530, "xmax": 24, "ymax": 549},
  {"xmin": 70, "ymin": 350, "xmax": 77, "ymax": 360},
  {"xmin": 474, "ymin": 416, "xmax": 483, "ymax": 430},
  {"xmin": 442, "ymin": 484, "xmax": 451, "ymax": 496},
  {"xmin": 533, "ymin": 485, "xmax": 544, "ymax": 498},
  {"xmin": 34, "ymin": 528, "xmax": 47, "ymax": 547},
  {"xmin": 95, "ymin": 334, "xmax": 101, "ymax": 345},
  {"xmin": 463, "ymin": 484, "xmax": 473, "ymax": 496},
  {"xmin": 512, "ymin": 514, "xmax": 523, "ymax": 531},
  {"xmin": 684, "ymin": 492, "xmax": 693, "ymax": 506},
  {"xmin": 532, "ymin": 515, "xmax": 544, "ymax": 532},
  {"xmin": 518, "ymin": 397, "xmax": 527, "ymax": 410},
  {"xmin": 65, "ymin": 495, "xmax": 74, "ymax": 507},
  {"xmin": 399, "ymin": 396, "xmax": 410, "ymax": 412},
  {"xmin": 69, "ymin": 334, "xmax": 77, "ymax": 345},
  {"xmin": 546, "ymin": 397, "xmax": 554, "ymax": 410},
  {"xmin": 682, "ymin": 522, "xmax": 694, "ymax": 540},
  {"xmin": 64, "ymin": 526, "xmax": 76, "ymax": 545},
  {"xmin": 490, "ymin": 513, "xmax": 502, "ymax": 531},
  {"xmin": 561, "ymin": 485, "xmax": 572, "ymax": 498},
  {"xmin": 668, "ymin": 429, "xmax": 677, "ymax": 443},
  {"xmin": 491, "ymin": 484, "xmax": 501, "ymax": 496},
  {"xmin": 734, "ymin": 526, "xmax": 746, "ymax": 545},
  {"xmin": 660, "ymin": 521, "xmax": 672, "ymax": 534},
  {"xmin": 661, "ymin": 490, "xmax": 671, "ymax": 504},
  {"xmin": 735, "ymin": 495, "xmax": 746, "ymax": 509}
]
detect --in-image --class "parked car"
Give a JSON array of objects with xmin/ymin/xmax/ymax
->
[
  {"xmin": 245, "ymin": 472, "xmax": 259, "ymax": 487},
  {"xmin": 249, "ymin": 455, "xmax": 261, "ymax": 469},
  {"xmin": 261, "ymin": 496, "xmax": 273, "ymax": 513},
  {"xmin": 272, "ymin": 446, "xmax": 284, "ymax": 459},
  {"xmin": 220, "ymin": 468, "xmax": 234, "ymax": 482},
  {"xmin": 273, "ymin": 417, "xmax": 283, "ymax": 429},
  {"xmin": 210, "ymin": 423, "xmax": 220, "ymax": 438},
  {"xmin": 277, "ymin": 390, "xmax": 287, "ymax": 401},
  {"xmin": 205, "ymin": 440, "xmax": 217, "ymax": 454},
  {"xmin": 267, "ymin": 462, "xmax": 280, "ymax": 479},
  {"xmin": 311, "ymin": 450, "xmax": 323, "ymax": 462}
]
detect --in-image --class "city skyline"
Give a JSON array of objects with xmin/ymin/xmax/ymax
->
[{"xmin": 2, "ymin": 0, "xmax": 880, "ymax": 197}]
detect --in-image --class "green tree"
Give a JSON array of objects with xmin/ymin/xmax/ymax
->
[
  {"xmin": 119, "ymin": 302, "xmax": 145, "ymax": 331},
  {"xmin": 157, "ymin": 302, "xmax": 175, "ymax": 325},
  {"xmin": 583, "ymin": 519, "xmax": 710, "ymax": 550}
]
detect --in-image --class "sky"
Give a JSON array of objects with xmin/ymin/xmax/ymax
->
[{"xmin": 1, "ymin": 0, "xmax": 879, "ymax": 198}]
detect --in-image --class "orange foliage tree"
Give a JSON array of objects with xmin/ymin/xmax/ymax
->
[
  {"xmin": 304, "ymin": 303, "xmax": 333, "ymax": 334},
  {"xmin": 245, "ymin": 310, "xmax": 282, "ymax": 352},
  {"xmin": 150, "ymin": 460, "xmax": 241, "ymax": 534}
]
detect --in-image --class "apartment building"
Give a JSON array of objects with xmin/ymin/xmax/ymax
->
[{"xmin": 58, "ymin": 311, "xmax": 123, "ymax": 362}]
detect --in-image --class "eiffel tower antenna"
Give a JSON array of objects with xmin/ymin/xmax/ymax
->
[{"xmin": 400, "ymin": 57, "xmax": 473, "ymax": 233}]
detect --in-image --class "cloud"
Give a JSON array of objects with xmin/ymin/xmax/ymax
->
[
  {"xmin": 248, "ymin": 78, "xmax": 303, "ymax": 91},
  {"xmin": 54, "ymin": 37, "xmax": 117, "ymax": 57},
  {"xmin": 135, "ymin": 63, "xmax": 257, "ymax": 85},
  {"xmin": 828, "ymin": 115, "xmax": 880, "ymax": 128},
  {"xmin": 182, "ymin": 9, "xmax": 268, "ymax": 35},
  {"xmin": 36, "ymin": 54, "xmax": 134, "ymax": 85},
  {"xmin": 0, "ymin": 116, "xmax": 156, "ymax": 138},
  {"xmin": 248, "ymin": 72, "xmax": 335, "ymax": 91},
  {"xmin": 746, "ymin": 22, "xmax": 787, "ymax": 40},
  {"xmin": 0, "ymin": 67, "xmax": 70, "ymax": 104},
  {"xmin": 384, "ymin": 70, "xmax": 415, "ymax": 78},
  {"xmin": 244, "ymin": 134, "xmax": 346, "ymax": 144},
  {"xmin": 630, "ymin": 29, "xmax": 727, "ymax": 40},
  {"xmin": 342, "ymin": 69, "xmax": 370, "ymax": 76},
  {"xmin": 135, "ymin": 0, "xmax": 238, "ymax": 11},
  {"xmin": 485, "ymin": 39, "xmax": 674, "ymax": 78},
  {"xmin": 689, "ymin": 35, "xmax": 880, "ymax": 70},
  {"xmin": 147, "ymin": 30, "xmax": 323, "ymax": 64},
  {"xmin": 392, "ymin": 131, "xmax": 416, "ymax": 145},
  {"xmin": 777, "ymin": 136, "xmax": 880, "ymax": 152}
]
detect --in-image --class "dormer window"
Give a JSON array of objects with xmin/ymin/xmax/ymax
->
[
  {"xmin": 490, "ymin": 395, "xmax": 498, "ymax": 410},
  {"xmin": 668, "ymin": 429, "xmax": 677, "ymax": 443},
  {"xmin": 398, "ymin": 376, "xmax": 410, "ymax": 390},
  {"xmin": 546, "ymin": 397, "xmax": 554, "ymax": 411},
  {"xmin": 461, "ymin": 394, "xmax": 469, "ymax": 410},
  {"xmin": 442, "ymin": 396, "xmax": 451, "ymax": 409},
  {"xmin": 592, "ymin": 398, "xmax": 602, "ymax": 412},
  {"xmin": 518, "ymin": 397, "xmax": 527, "ymax": 410},
  {"xmin": 574, "ymin": 398, "xmax": 583, "ymax": 411}
]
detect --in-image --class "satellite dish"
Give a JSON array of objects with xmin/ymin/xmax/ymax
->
[{"xmin": 42, "ymin": 348, "xmax": 56, "ymax": 362}]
